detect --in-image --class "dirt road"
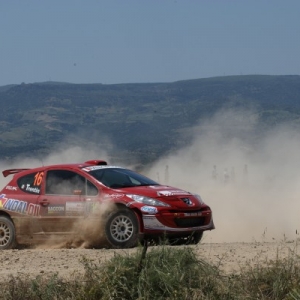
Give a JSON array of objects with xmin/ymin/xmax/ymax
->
[{"xmin": 0, "ymin": 240, "xmax": 298, "ymax": 282}]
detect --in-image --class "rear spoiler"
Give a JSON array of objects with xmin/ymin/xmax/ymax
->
[{"xmin": 2, "ymin": 169, "xmax": 30, "ymax": 177}]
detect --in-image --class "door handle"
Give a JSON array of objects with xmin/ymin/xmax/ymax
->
[{"xmin": 39, "ymin": 199, "xmax": 50, "ymax": 206}]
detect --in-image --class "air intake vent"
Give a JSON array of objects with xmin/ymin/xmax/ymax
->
[{"xmin": 85, "ymin": 160, "xmax": 107, "ymax": 165}]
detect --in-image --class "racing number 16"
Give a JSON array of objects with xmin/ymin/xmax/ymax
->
[{"xmin": 34, "ymin": 171, "xmax": 44, "ymax": 186}]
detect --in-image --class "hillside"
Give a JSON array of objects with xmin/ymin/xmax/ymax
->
[{"xmin": 0, "ymin": 75, "xmax": 300, "ymax": 164}]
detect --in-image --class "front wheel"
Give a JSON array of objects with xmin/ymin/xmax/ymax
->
[
  {"xmin": 0, "ymin": 216, "xmax": 17, "ymax": 250},
  {"xmin": 104, "ymin": 209, "xmax": 139, "ymax": 248}
]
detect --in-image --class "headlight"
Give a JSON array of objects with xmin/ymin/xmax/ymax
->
[
  {"xmin": 194, "ymin": 194, "xmax": 205, "ymax": 205},
  {"xmin": 126, "ymin": 194, "xmax": 170, "ymax": 207}
]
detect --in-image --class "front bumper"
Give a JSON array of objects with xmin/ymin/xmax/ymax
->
[{"xmin": 142, "ymin": 213, "xmax": 215, "ymax": 233}]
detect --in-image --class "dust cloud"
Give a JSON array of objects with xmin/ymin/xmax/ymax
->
[
  {"xmin": 1, "ymin": 112, "xmax": 300, "ymax": 246},
  {"xmin": 0, "ymin": 143, "xmax": 111, "ymax": 187},
  {"xmin": 34, "ymin": 201, "xmax": 116, "ymax": 249},
  {"xmin": 145, "ymin": 108, "xmax": 300, "ymax": 243},
  {"xmin": 0, "ymin": 141, "xmax": 117, "ymax": 249}
]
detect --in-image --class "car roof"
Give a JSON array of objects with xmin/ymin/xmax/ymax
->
[{"xmin": 2, "ymin": 160, "xmax": 115, "ymax": 177}]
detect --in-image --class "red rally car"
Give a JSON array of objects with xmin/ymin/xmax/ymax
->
[{"xmin": 0, "ymin": 160, "xmax": 214, "ymax": 249}]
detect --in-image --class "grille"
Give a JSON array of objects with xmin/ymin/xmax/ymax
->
[{"xmin": 174, "ymin": 217, "xmax": 206, "ymax": 228}]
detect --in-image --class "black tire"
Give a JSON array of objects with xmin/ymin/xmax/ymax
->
[
  {"xmin": 104, "ymin": 209, "xmax": 139, "ymax": 249},
  {"xmin": 0, "ymin": 216, "xmax": 17, "ymax": 250},
  {"xmin": 168, "ymin": 231, "xmax": 203, "ymax": 246}
]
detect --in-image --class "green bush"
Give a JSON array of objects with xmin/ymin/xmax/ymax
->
[
  {"xmin": 239, "ymin": 249, "xmax": 300, "ymax": 299},
  {"xmin": 79, "ymin": 246, "xmax": 231, "ymax": 299}
]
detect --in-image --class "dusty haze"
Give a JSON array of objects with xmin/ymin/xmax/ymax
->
[
  {"xmin": 1, "ymin": 108, "xmax": 300, "ymax": 245},
  {"xmin": 146, "ymin": 108, "xmax": 300, "ymax": 243}
]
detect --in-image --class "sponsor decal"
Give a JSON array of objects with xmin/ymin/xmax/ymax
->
[
  {"xmin": 141, "ymin": 206, "xmax": 158, "ymax": 214},
  {"xmin": 48, "ymin": 205, "xmax": 65, "ymax": 215},
  {"xmin": 82, "ymin": 166, "xmax": 122, "ymax": 172},
  {"xmin": 157, "ymin": 190, "xmax": 188, "ymax": 197},
  {"xmin": 5, "ymin": 186, "xmax": 18, "ymax": 191},
  {"xmin": 25, "ymin": 184, "xmax": 40, "ymax": 194},
  {"xmin": 143, "ymin": 215, "xmax": 206, "ymax": 231},
  {"xmin": 149, "ymin": 185, "xmax": 163, "ymax": 189},
  {"xmin": 65, "ymin": 202, "xmax": 85, "ymax": 215},
  {"xmin": 33, "ymin": 171, "xmax": 44, "ymax": 186},
  {"xmin": 184, "ymin": 212, "xmax": 202, "ymax": 217},
  {"xmin": 103, "ymin": 193, "xmax": 124, "ymax": 199},
  {"xmin": 0, "ymin": 194, "xmax": 40, "ymax": 216}
]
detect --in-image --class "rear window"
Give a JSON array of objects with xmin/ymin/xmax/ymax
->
[{"xmin": 17, "ymin": 171, "xmax": 43, "ymax": 194}]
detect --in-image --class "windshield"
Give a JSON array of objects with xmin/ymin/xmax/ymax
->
[{"xmin": 87, "ymin": 168, "xmax": 158, "ymax": 188}]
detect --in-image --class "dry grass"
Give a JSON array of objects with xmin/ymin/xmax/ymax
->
[{"xmin": 1, "ymin": 243, "xmax": 300, "ymax": 299}]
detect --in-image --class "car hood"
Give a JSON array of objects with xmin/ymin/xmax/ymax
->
[
  {"xmin": 116, "ymin": 185, "xmax": 192, "ymax": 199},
  {"xmin": 109, "ymin": 185, "xmax": 206, "ymax": 209}
]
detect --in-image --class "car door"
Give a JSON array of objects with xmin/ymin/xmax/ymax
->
[{"xmin": 36, "ymin": 168, "xmax": 99, "ymax": 235}]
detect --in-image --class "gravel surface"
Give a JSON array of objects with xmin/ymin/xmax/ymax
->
[{"xmin": 0, "ymin": 240, "xmax": 298, "ymax": 282}]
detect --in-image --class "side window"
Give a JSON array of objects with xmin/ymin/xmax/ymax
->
[
  {"xmin": 17, "ymin": 171, "xmax": 44, "ymax": 195},
  {"xmin": 46, "ymin": 170, "xmax": 98, "ymax": 196}
]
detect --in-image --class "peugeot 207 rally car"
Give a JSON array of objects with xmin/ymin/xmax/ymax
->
[{"xmin": 0, "ymin": 160, "xmax": 214, "ymax": 249}]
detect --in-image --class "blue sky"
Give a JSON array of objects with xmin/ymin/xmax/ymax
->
[{"xmin": 1, "ymin": 0, "xmax": 299, "ymax": 86}]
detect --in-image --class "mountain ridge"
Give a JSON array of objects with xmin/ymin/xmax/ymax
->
[{"xmin": 0, "ymin": 75, "xmax": 300, "ymax": 164}]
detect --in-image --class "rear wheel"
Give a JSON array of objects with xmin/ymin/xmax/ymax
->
[
  {"xmin": 0, "ymin": 216, "xmax": 17, "ymax": 250},
  {"xmin": 104, "ymin": 209, "xmax": 139, "ymax": 248}
]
